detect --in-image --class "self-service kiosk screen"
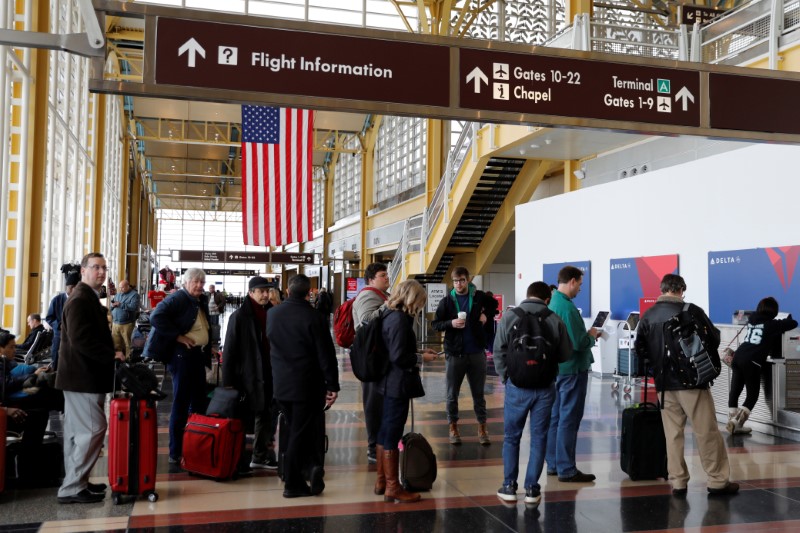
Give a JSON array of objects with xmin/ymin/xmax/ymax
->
[
  {"xmin": 626, "ymin": 312, "xmax": 640, "ymax": 331},
  {"xmin": 591, "ymin": 311, "xmax": 609, "ymax": 329}
]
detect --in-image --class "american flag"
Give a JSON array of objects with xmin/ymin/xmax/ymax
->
[{"xmin": 241, "ymin": 106, "xmax": 313, "ymax": 246}]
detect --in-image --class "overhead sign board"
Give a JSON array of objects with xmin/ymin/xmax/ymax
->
[
  {"xmin": 179, "ymin": 268, "xmax": 258, "ymax": 276},
  {"xmin": 89, "ymin": 1, "xmax": 800, "ymax": 143},
  {"xmin": 709, "ymin": 73, "xmax": 800, "ymax": 135},
  {"xmin": 177, "ymin": 250, "xmax": 314, "ymax": 264},
  {"xmin": 459, "ymin": 48, "xmax": 700, "ymax": 127},
  {"xmin": 680, "ymin": 5, "xmax": 727, "ymax": 26},
  {"xmin": 155, "ymin": 18, "xmax": 450, "ymax": 108}
]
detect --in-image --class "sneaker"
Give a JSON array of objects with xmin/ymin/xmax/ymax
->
[
  {"xmin": 546, "ymin": 470, "xmax": 557, "ymax": 476},
  {"xmin": 708, "ymin": 482, "xmax": 739, "ymax": 495},
  {"xmin": 367, "ymin": 448, "xmax": 377, "ymax": 464},
  {"xmin": 524, "ymin": 488, "xmax": 541, "ymax": 505},
  {"xmin": 168, "ymin": 456, "xmax": 181, "ymax": 464},
  {"xmin": 250, "ymin": 458, "xmax": 279, "ymax": 470},
  {"xmin": 496, "ymin": 482, "xmax": 518, "ymax": 502},
  {"xmin": 558, "ymin": 470, "xmax": 596, "ymax": 483},
  {"xmin": 57, "ymin": 489, "xmax": 105, "ymax": 504}
]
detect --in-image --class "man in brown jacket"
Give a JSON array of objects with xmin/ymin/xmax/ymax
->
[{"xmin": 55, "ymin": 253, "xmax": 124, "ymax": 504}]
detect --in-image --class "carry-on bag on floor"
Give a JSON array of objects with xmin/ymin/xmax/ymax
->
[
  {"xmin": 6, "ymin": 430, "xmax": 64, "ymax": 488},
  {"xmin": 182, "ymin": 414, "xmax": 244, "ymax": 480},
  {"xmin": 400, "ymin": 400, "xmax": 437, "ymax": 491},
  {"xmin": 277, "ymin": 408, "xmax": 329, "ymax": 482},
  {"xmin": 109, "ymin": 398, "xmax": 159, "ymax": 503},
  {"xmin": 620, "ymin": 364, "xmax": 668, "ymax": 481}
]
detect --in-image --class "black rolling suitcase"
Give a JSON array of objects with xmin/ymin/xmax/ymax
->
[
  {"xmin": 400, "ymin": 400, "xmax": 437, "ymax": 491},
  {"xmin": 620, "ymin": 368, "xmax": 668, "ymax": 481}
]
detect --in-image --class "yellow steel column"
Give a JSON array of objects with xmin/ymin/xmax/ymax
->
[
  {"xmin": 426, "ymin": 119, "xmax": 443, "ymax": 202},
  {"xmin": 23, "ymin": 0, "xmax": 49, "ymax": 316},
  {"xmin": 563, "ymin": 160, "xmax": 581, "ymax": 193},
  {"xmin": 566, "ymin": 0, "xmax": 593, "ymax": 20},
  {"xmin": 358, "ymin": 120, "xmax": 380, "ymax": 271},
  {"xmin": 92, "ymin": 94, "xmax": 107, "ymax": 252}
]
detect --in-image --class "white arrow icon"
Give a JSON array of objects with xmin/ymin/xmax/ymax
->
[
  {"xmin": 178, "ymin": 38, "xmax": 206, "ymax": 68},
  {"xmin": 466, "ymin": 66, "xmax": 489, "ymax": 93},
  {"xmin": 687, "ymin": 11, "xmax": 694, "ymax": 20},
  {"xmin": 675, "ymin": 86, "xmax": 695, "ymax": 111}
]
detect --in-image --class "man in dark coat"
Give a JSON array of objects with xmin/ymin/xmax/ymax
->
[
  {"xmin": 144, "ymin": 267, "xmax": 211, "ymax": 464},
  {"xmin": 267, "ymin": 275, "xmax": 339, "ymax": 498},
  {"xmin": 55, "ymin": 252, "xmax": 124, "ymax": 504},
  {"xmin": 223, "ymin": 276, "xmax": 277, "ymax": 470}
]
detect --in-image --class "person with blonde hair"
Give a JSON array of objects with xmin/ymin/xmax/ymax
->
[
  {"xmin": 268, "ymin": 288, "xmax": 282, "ymax": 307},
  {"xmin": 374, "ymin": 280, "xmax": 438, "ymax": 503}
]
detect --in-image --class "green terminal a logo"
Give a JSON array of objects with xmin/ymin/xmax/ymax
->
[{"xmin": 657, "ymin": 79, "xmax": 671, "ymax": 94}]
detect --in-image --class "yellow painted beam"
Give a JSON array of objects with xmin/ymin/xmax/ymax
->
[
  {"xmin": 474, "ymin": 159, "xmax": 553, "ymax": 275},
  {"xmin": 566, "ymin": 0, "xmax": 592, "ymax": 20},
  {"xmin": 563, "ymin": 160, "xmax": 580, "ymax": 193},
  {"xmin": 93, "ymin": 94, "xmax": 107, "ymax": 252},
  {"xmin": 367, "ymin": 195, "xmax": 427, "ymax": 230},
  {"xmin": 118, "ymin": 135, "xmax": 131, "ymax": 279},
  {"xmin": 358, "ymin": 123, "xmax": 377, "ymax": 270},
  {"xmin": 127, "ymin": 171, "xmax": 142, "ymax": 284}
]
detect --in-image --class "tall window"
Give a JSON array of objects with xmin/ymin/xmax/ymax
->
[
  {"xmin": 374, "ymin": 116, "xmax": 426, "ymax": 204},
  {"xmin": 332, "ymin": 135, "xmax": 361, "ymax": 221},
  {"xmin": 313, "ymin": 166, "xmax": 325, "ymax": 231}
]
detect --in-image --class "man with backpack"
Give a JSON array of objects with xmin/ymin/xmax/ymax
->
[
  {"xmin": 351, "ymin": 263, "xmax": 390, "ymax": 464},
  {"xmin": 635, "ymin": 273, "xmax": 738, "ymax": 496},
  {"xmin": 494, "ymin": 282, "xmax": 572, "ymax": 504}
]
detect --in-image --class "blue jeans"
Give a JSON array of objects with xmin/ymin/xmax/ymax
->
[
  {"xmin": 377, "ymin": 395, "xmax": 409, "ymax": 451},
  {"xmin": 545, "ymin": 371, "xmax": 589, "ymax": 478},
  {"xmin": 503, "ymin": 382, "xmax": 555, "ymax": 491}
]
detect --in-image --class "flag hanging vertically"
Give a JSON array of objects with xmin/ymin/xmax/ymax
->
[{"xmin": 241, "ymin": 105, "xmax": 313, "ymax": 246}]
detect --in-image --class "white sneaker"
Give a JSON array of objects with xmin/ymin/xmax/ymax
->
[{"xmin": 250, "ymin": 458, "xmax": 278, "ymax": 470}]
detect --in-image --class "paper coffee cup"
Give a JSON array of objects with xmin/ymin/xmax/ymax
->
[{"xmin": 457, "ymin": 311, "xmax": 467, "ymax": 320}]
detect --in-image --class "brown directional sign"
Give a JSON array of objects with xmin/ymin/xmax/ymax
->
[
  {"xmin": 459, "ymin": 48, "xmax": 700, "ymax": 127},
  {"xmin": 680, "ymin": 5, "xmax": 726, "ymax": 26},
  {"xmin": 155, "ymin": 17, "xmax": 450, "ymax": 108},
  {"xmin": 178, "ymin": 250, "xmax": 314, "ymax": 264},
  {"xmin": 709, "ymin": 73, "xmax": 800, "ymax": 135}
]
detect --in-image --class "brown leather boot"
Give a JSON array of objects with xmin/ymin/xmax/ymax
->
[
  {"xmin": 374, "ymin": 444, "xmax": 386, "ymax": 495},
  {"xmin": 449, "ymin": 422, "xmax": 462, "ymax": 445},
  {"xmin": 383, "ymin": 449, "xmax": 421, "ymax": 503},
  {"xmin": 478, "ymin": 423, "xmax": 491, "ymax": 446}
]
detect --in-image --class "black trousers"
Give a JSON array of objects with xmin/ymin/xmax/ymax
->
[
  {"xmin": 729, "ymin": 360, "xmax": 763, "ymax": 411},
  {"xmin": 280, "ymin": 398, "xmax": 325, "ymax": 490}
]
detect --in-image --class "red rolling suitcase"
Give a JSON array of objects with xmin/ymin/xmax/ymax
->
[
  {"xmin": 181, "ymin": 414, "xmax": 243, "ymax": 480},
  {"xmin": 108, "ymin": 398, "xmax": 159, "ymax": 503}
]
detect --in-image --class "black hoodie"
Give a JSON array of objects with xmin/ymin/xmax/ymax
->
[{"xmin": 734, "ymin": 312, "xmax": 797, "ymax": 367}]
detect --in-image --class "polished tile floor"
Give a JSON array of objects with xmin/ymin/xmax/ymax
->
[{"xmin": 3, "ymin": 349, "xmax": 800, "ymax": 532}]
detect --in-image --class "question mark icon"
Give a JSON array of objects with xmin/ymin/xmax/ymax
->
[{"xmin": 218, "ymin": 46, "xmax": 237, "ymax": 65}]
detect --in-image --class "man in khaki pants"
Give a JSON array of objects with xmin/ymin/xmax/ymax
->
[
  {"xmin": 635, "ymin": 274, "xmax": 738, "ymax": 496},
  {"xmin": 110, "ymin": 280, "xmax": 140, "ymax": 358}
]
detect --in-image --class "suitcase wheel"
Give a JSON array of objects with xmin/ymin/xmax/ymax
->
[
  {"xmin": 112, "ymin": 493, "xmax": 123, "ymax": 505},
  {"xmin": 147, "ymin": 491, "xmax": 159, "ymax": 503}
]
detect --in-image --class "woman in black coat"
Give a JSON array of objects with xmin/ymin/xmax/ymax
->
[
  {"xmin": 374, "ymin": 280, "xmax": 438, "ymax": 503},
  {"xmin": 728, "ymin": 296, "xmax": 797, "ymax": 434}
]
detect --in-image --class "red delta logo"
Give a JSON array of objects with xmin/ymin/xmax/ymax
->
[
  {"xmin": 635, "ymin": 254, "xmax": 679, "ymax": 298},
  {"xmin": 765, "ymin": 247, "xmax": 800, "ymax": 291}
]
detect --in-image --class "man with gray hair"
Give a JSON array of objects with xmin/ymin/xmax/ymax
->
[{"xmin": 145, "ymin": 267, "xmax": 212, "ymax": 464}]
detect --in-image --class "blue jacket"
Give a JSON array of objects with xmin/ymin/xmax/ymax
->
[
  {"xmin": 111, "ymin": 289, "xmax": 140, "ymax": 324},
  {"xmin": 144, "ymin": 289, "xmax": 211, "ymax": 366}
]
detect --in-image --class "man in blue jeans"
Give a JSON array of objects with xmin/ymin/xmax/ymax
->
[
  {"xmin": 546, "ymin": 265, "xmax": 601, "ymax": 483},
  {"xmin": 493, "ymin": 282, "xmax": 572, "ymax": 504}
]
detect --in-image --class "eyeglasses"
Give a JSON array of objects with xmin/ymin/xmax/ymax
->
[
  {"xmin": 452, "ymin": 278, "xmax": 467, "ymax": 284},
  {"xmin": 87, "ymin": 265, "xmax": 108, "ymax": 272}
]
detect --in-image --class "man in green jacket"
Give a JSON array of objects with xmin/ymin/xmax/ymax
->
[{"xmin": 545, "ymin": 265, "xmax": 599, "ymax": 482}]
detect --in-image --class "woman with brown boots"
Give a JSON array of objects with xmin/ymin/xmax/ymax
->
[{"xmin": 374, "ymin": 280, "xmax": 438, "ymax": 503}]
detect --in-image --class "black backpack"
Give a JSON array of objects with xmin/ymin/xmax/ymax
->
[
  {"xmin": 349, "ymin": 309, "xmax": 390, "ymax": 382},
  {"xmin": 505, "ymin": 307, "xmax": 558, "ymax": 389},
  {"xmin": 663, "ymin": 303, "xmax": 720, "ymax": 388}
]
